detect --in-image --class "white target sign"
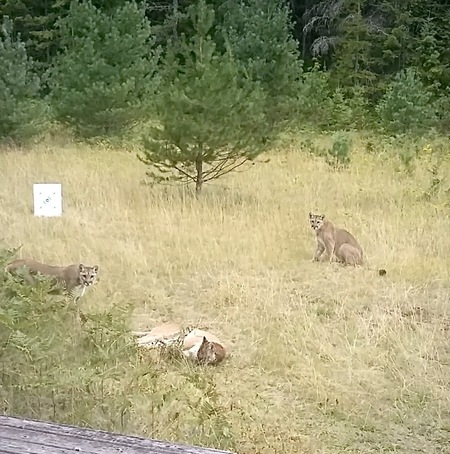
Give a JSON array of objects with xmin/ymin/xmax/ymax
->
[{"xmin": 33, "ymin": 183, "xmax": 63, "ymax": 217}]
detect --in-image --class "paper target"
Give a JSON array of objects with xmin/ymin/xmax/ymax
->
[{"xmin": 33, "ymin": 183, "xmax": 62, "ymax": 217}]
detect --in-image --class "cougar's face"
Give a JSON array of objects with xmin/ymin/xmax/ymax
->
[
  {"xmin": 309, "ymin": 213, "xmax": 325, "ymax": 231},
  {"xmin": 197, "ymin": 337, "xmax": 217, "ymax": 365},
  {"xmin": 78, "ymin": 264, "xmax": 99, "ymax": 286}
]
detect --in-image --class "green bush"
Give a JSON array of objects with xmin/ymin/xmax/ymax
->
[
  {"xmin": 434, "ymin": 90, "xmax": 450, "ymax": 133},
  {"xmin": 300, "ymin": 131, "xmax": 352, "ymax": 169},
  {"xmin": 297, "ymin": 64, "xmax": 334, "ymax": 130},
  {"xmin": 375, "ymin": 68, "xmax": 437, "ymax": 136},
  {"xmin": 326, "ymin": 131, "xmax": 352, "ymax": 169},
  {"xmin": 295, "ymin": 64, "xmax": 366, "ymax": 132},
  {"xmin": 330, "ymin": 86, "xmax": 372, "ymax": 130}
]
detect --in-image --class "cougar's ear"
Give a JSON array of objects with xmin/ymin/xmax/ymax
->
[
  {"xmin": 308, "ymin": 212, "xmax": 313, "ymax": 218},
  {"xmin": 79, "ymin": 264, "xmax": 85, "ymax": 272},
  {"xmin": 93, "ymin": 265, "xmax": 99, "ymax": 273}
]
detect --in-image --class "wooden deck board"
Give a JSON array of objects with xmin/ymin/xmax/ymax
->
[{"xmin": 0, "ymin": 415, "xmax": 235, "ymax": 454}]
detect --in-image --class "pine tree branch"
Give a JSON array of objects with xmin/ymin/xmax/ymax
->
[
  {"xmin": 171, "ymin": 164, "xmax": 196, "ymax": 182},
  {"xmin": 205, "ymin": 147, "xmax": 249, "ymax": 163},
  {"xmin": 209, "ymin": 159, "xmax": 250, "ymax": 180},
  {"xmin": 203, "ymin": 154, "xmax": 234, "ymax": 178},
  {"xmin": 204, "ymin": 157, "xmax": 250, "ymax": 181}
]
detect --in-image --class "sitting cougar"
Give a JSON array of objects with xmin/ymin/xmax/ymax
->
[
  {"xmin": 5, "ymin": 258, "xmax": 99, "ymax": 301},
  {"xmin": 309, "ymin": 212, "xmax": 363, "ymax": 266}
]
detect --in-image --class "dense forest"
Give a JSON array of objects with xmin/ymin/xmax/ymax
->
[{"xmin": 1, "ymin": 0, "xmax": 449, "ymax": 145}]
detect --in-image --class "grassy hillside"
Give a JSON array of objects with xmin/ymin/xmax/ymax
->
[{"xmin": 1, "ymin": 134, "xmax": 449, "ymax": 453}]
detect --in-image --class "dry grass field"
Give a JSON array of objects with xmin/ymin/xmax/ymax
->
[{"xmin": 1, "ymin": 133, "xmax": 450, "ymax": 453}]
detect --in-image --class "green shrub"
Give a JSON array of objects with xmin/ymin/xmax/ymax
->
[
  {"xmin": 375, "ymin": 68, "xmax": 437, "ymax": 136},
  {"xmin": 301, "ymin": 132, "xmax": 352, "ymax": 169},
  {"xmin": 326, "ymin": 132, "xmax": 352, "ymax": 169},
  {"xmin": 297, "ymin": 64, "xmax": 334, "ymax": 130}
]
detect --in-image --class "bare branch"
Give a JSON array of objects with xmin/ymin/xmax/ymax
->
[
  {"xmin": 145, "ymin": 2, "xmax": 172, "ymax": 12},
  {"xmin": 204, "ymin": 158, "xmax": 250, "ymax": 181},
  {"xmin": 152, "ymin": 162, "xmax": 196, "ymax": 182},
  {"xmin": 202, "ymin": 152, "xmax": 242, "ymax": 179},
  {"xmin": 311, "ymin": 35, "xmax": 339, "ymax": 56},
  {"xmin": 203, "ymin": 157, "xmax": 231, "ymax": 179},
  {"xmin": 172, "ymin": 164, "xmax": 196, "ymax": 181}
]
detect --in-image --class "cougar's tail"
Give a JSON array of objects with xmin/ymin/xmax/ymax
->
[
  {"xmin": 362, "ymin": 256, "xmax": 387, "ymax": 276},
  {"xmin": 364, "ymin": 265, "xmax": 387, "ymax": 276}
]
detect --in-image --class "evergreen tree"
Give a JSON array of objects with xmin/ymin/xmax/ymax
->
[
  {"xmin": 0, "ymin": 0, "xmax": 71, "ymax": 72},
  {"xmin": 296, "ymin": 62, "xmax": 334, "ymax": 129},
  {"xmin": 412, "ymin": 18, "xmax": 450, "ymax": 94},
  {"xmin": 0, "ymin": 17, "xmax": 48, "ymax": 141},
  {"xmin": 218, "ymin": 0, "xmax": 303, "ymax": 130},
  {"xmin": 370, "ymin": 0, "xmax": 421, "ymax": 90},
  {"xmin": 0, "ymin": 0, "xmax": 128, "ymax": 70},
  {"xmin": 332, "ymin": 0, "xmax": 376, "ymax": 91},
  {"xmin": 48, "ymin": 0, "xmax": 160, "ymax": 139},
  {"xmin": 139, "ymin": 0, "xmax": 270, "ymax": 195},
  {"xmin": 375, "ymin": 67, "xmax": 437, "ymax": 135}
]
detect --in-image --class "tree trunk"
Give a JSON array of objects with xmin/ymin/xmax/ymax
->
[{"xmin": 195, "ymin": 154, "xmax": 203, "ymax": 196}]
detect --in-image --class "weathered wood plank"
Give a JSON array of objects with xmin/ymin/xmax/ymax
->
[{"xmin": 0, "ymin": 415, "xmax": 235, "ymax": 454}]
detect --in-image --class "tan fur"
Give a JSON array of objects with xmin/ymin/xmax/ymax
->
[
  {"xmin": 5, "ymin": 258, "xmax": 99, "ymax": 298},
  {"xmin": 309, "ymin": 213, "xmax": 363, "ymax": 266},
  {"xmin": 134, "ymin": 324, "xmax": 228, "ymax": 366},
  {"xmin": 196, "ymin": 336, "xmax": 227, "ymax": 366},
  {"xmin": 182, "ymin": 329, "xmax": 227, "ymax": 365},
  {"xmin": 182, "ymin": 329, "xmax": 223, "ymax": 350},
  {"xmin": 135, "ymin": 322, "xmax": 183, "ymax": 346}
]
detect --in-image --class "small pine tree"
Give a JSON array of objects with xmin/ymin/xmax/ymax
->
[
  {"xmin": 296, "ymin": 63, "xmax": 334, "ymax": 130},
  {"xmin": 48, "ymin": 0, "xmax": 160, "ymax": 139},
  {"xmin": 138, "ymin": 0, "xmax": 270, "ymax": 195},
  {"xmin": 325, "ymin": 131, "xmax": 352, "ymax": 169},
  {"xmin": 376, "ymin": 67, "xmax": 437, "ymax": 136},
  {"xmin": 0, "ymin": 18, "xmax": 48, "ymax": 142}
]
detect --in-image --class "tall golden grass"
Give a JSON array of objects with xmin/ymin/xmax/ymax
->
[{"xmin": 1, "ymin": 132, "xmax": 449, "ymax": 453}]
